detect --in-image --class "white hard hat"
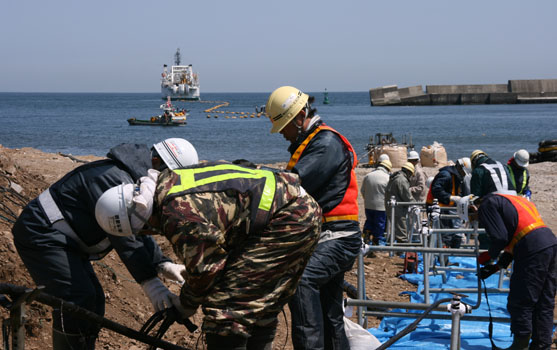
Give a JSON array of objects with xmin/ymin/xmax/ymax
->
[
  {"xmin": 153, "ymin": 138, "xmax": 198, "ymax": 170},
  {"xmin": 95, "ymin": 184, "xmax": 135, "ymax": 236},
  {"xmin": 378, "ymin": 154, "xmax": 390, "ymax": 162},
  {"xmin": 513, "ymin": 149, "xmax": 529, "ymax": 168},
  {"xmin": 457, "ymin": 157, "xmax": 472, "ymax": 175},
  {"xmin": 408, "ymin": 150, "xmax": 419, "ymax": 160}
]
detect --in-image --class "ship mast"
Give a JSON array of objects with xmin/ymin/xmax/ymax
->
[{"xmin": 174, "ymin": 48, "xmax": 181, "ymax": 66}]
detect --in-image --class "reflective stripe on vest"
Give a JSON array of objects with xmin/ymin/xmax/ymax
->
[
  {"xmin": 506, "ymin": 165, "xmax": 527, "ymax": 195},
  {"xmin": 166, "ymin": 164, "xmax": 277, "ymax": 232},
  {"xmin": 480, "ymin": 162, "xmax": 517, "ymax": 195},
  {"xmin": 426, "ymin": 173, "xmax": 457, "ymax": 206},
  {"xmin": 498, "ymin": 194, "xmax": 547, "ymax": 254},
  {"xmin": 38, "ymin": 189, "xmax": 112, "ymax": 260},
  {"xmin": 286, "ymin": 124, "xmax": 359, "ymax": 222}
]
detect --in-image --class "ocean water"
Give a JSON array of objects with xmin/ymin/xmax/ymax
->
[{"xmin": 0, "ymin": 92, "xmax": 556, "ymax": 165}]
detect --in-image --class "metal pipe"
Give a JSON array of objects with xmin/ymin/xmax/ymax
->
[
  {"xmin": 426, "ymin": 288, "xmax": 509, "ymax": 294},
  {"xmin": 357, "ymin": 252, "xmax": 366, "ymax": 327},
  {"xmin": 364, "ymin": 246, "xmax": 479, "ymax": 255},
  {"xmin": 345, "ymin": 298, "xmax": 447, "ymax": 312},
  {"xmin": 363, "ymin": 310, "xmax": 511, "ymax": 323}
]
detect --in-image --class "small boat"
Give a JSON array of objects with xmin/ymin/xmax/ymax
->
[{"xmin": 128, "ymin": 99, "xmax": 187, "ymax": 126}]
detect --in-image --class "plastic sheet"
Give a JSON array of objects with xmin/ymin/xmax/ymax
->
[{"xmin": 368, "ymin": 256, "xmax": 515, "ymax": 349}]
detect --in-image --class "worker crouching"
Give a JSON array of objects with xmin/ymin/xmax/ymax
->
[{"xmin": 97, "ymin": 161, "xmax": 322, "ymax": 350}]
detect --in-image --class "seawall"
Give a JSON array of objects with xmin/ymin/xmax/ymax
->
[{"xmin": 369, "ymin": 79, "xmax": 557, "ymax": 106}]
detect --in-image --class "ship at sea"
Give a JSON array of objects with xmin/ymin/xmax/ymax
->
[{"xmin": 161, "ymin": 48, "xmax": 200, "ymax": 100}]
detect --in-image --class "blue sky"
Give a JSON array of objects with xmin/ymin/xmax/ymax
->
[{"xmin": 1, "ymin": 0, "xmax": 556, "ymax": 93}]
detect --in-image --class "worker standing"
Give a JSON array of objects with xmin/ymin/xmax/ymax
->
[
  {"xmin": 11, "ymin": 138, "xmax": 197, "ymax": 350},
  {"xmin": 96, "ymin": 161, "xmax": 322, "ymax": 350},
  {"xmin": 384, "ymin": 162, "xmax": 415, "ymax": 243},
  {"xmin": 407, "ymin": 150, "xmax": 428, "ymax": 202},
  {"xmin": 426, "ymin": 158, "xmax": 471, "ymax": 248},
  {"xmin": 474, "ymin": 194, "xmax": 556, "ymax": 350},
  {"xmin": 360, "ymin": 159, "xmax": 392, "ymax": 245},
  {"xmin": 506, "ymin": 149, "xmax": 531, "ymax": 198},
  {"xmin": 470, "ymin": 149, "xmax": 516, "ymax": 198},
  {"xmin": 265, "ymin": 86, "xmax": 362, "ymax": 349}
]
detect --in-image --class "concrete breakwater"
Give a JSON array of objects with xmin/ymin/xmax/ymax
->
[{"xmin": 369, "ymin": 79, "xmax": 557, "ymax": 106}]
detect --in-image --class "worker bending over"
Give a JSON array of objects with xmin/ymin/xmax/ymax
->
[
  {"xmin": 12, "ymin": 138, "xmax": 197, "ymax": 350},
  {"xmin": 97, "ymin": 160, "xmax": 322, "ymax": 350},
  {"xmin": 472, "ymin": 194, "xmax": 556, "ymax": 350}
]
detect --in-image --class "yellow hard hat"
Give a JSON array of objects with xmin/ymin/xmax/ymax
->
[
  {"xmin": 470, "ymin": 149, "xmax": 486, "ymax": 164},
  {"xmin": 379, "ymin": 159, "xmax": 392, "ymax": 172},
  {"xmin": 265, "ymin": 86, "xmax": 309, "ymax": 133},
  {"xmin": 402, "ymin": 162, "xmax": 415, "ymax": 175}
]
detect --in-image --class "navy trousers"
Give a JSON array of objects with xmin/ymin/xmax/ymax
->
[
  {"xmin": 289, "ymin": 232, "xmax": 361, "ymax": 350},
  {"xmin": 508, "ymin": 245, "xmax": 557, "ymax": 350}
]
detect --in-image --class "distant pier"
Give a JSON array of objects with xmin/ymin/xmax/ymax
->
[{"xmin": 369, "ymin": 79, "xmax": 557, "ymax": 106}]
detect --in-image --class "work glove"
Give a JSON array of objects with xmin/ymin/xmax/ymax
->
[
  {"xmin": 141, "ymin": 277, "xmax": 182, "ymax": 312},
  {"xmin": 523, "ymin": 190, "xmax": 532, "ymax": 201},
  {"xmin": 479, "ymin": 263, "xmax": 500, "ymax": 280},
  {"xmin": 477, "ymin": 251, "xmax": 492, "ymax": 266},
  {"xmin": 450, "ymin": 195, "xmax": 462, "ymax": 204},
  {"xmin": 157, "ymin": 262, "xmax": 185, "ymax": 283},
  {"xmin": 497, "ymin": 251, "xmax": 513, "ymax": 269}
]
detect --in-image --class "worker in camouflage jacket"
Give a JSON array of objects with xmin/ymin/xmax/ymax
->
[{"xmin": 147, "ymin": 161, "xmax": 321, "ymax": 349}]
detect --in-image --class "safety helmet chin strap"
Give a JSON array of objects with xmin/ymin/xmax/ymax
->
[{"xmin": 296, "ymin": 105, "xmax": 311, "ymax": 137}]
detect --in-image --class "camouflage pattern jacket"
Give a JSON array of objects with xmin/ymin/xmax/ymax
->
[{"xmin": 152, "ymin": 162, "xmax": 321, "ymax": 336}]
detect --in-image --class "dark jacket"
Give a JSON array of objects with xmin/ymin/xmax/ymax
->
[
  {"xmin": 506, "ymin": 161, "xmax": 530, "ymax": 195},
  {"xmin": 288, "ymin": 119, "xmax": 359, "ymax": 232},
  {"xmin": 430, "ymin": 165, "xmax": 464, "ymax": 205},
  {"xmin": 471, "ymin": 156, "xmax": 515, "ymax": 197},
  {"xmin": 478, "ymin": 194, "xmax": 556, "ymax": 260},
  {"xmin": 12, "ymin": 143, "xmax": 167, "ymax": 283}
]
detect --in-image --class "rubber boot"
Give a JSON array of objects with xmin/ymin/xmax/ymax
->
[
  {"xmin": 504, "ymin": 334, "xmax": 531, "ymax": 350},
  {"xmin": 52, "ymin": 329, "xmax": 96, "ymax": 350}
]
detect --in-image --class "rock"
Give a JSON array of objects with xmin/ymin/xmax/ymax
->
[{"xmin": 10, "ymin": 181, "xmax": 23, "ymax": 194}]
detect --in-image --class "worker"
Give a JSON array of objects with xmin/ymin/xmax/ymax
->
[
  {"xmin": 472, "ymin": 194, "xmax": 557, "ymax": 350},
  {"xmin": 376, "ymin": 153, "xmax": 390, "ymax": 168},
  {"xmin": 384, "ymin": 162, "xmax": 415, "ymax": 243},
  {"xmin": 407, "ymin": 150, "xmax": 428, "ymax": 202},
  {"xmin": 265, "ymin": 86, "xmax": 362, "ymax": 349},
  {"xmin": 506, "ymin": 149, "xmax": 531, "ymax": 198},
  {"xmin": 11, "ymin": 138, "xmax": 198, "ymax": 350},
  {"xmin": 470, "ymin": 149, "xmax": 516, "ymax": 198},
  {"xmin": 426, "ymin": 158, "xmax": 471, "ymax": 248},
  {"xmin": 360, "ymin": 159, "xmax": 392, "ymax": 245},
  {"xmin": 96, "ymin": 161, "xmax": 322, "ymax": 350}
]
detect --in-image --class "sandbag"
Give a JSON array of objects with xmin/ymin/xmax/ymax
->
[
  {"xmin": 344, "ymin": 317, "xmax": 381, "ymax": 350},
  {"xmin": 378, "ymin": 144, "xmax": 407, "ymax": 168},
  {"xmin": 420, "ymin": 142, "xmax": 448, "ymax": 167}
]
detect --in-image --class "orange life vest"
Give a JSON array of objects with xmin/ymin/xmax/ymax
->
[
  {"xmin": 286, "ymin": 124, "xmax": 359, "ymax": 223},
  {"xmin": 498, "ymin": 194, "xmax": 547, "ymax": 254},
  {"xmin": 425, "ymin": 173, "xmax": 457, "ymax": 206}
]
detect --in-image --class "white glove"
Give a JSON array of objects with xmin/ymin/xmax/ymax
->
[
  {"xmin": 450, "ymin": 195, "xmax": 462, "ymax": 203},
  {"xmin": 158, "ymin": 262, "xmax": 185, "ymax": 283},
  {"xmin": 141, "ymin": 277, "xmax": 182, "ymax": 312}
]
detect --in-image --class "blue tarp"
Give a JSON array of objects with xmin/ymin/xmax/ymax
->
[{"xmin": 367, "ymin": 255, "xmax": 515, "ymax": 349}]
